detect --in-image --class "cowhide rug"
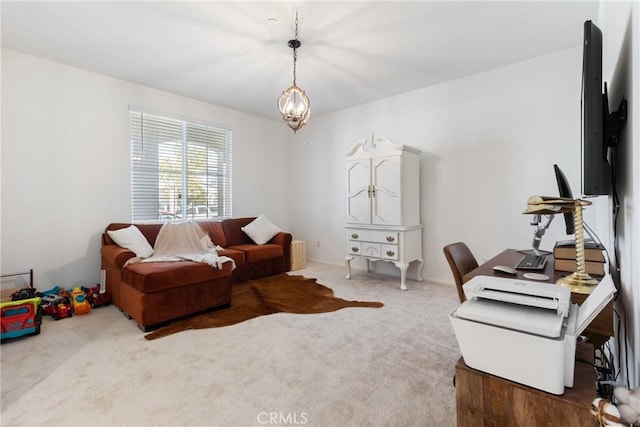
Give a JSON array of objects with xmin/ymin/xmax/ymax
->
[{"xmin": 145, "ymin": 274, "xmax": 383, "ymax": 340}]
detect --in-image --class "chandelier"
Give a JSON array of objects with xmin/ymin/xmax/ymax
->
[{"xmin": 277, "ymin": 10, "xmax": 311, "ymax": 133}]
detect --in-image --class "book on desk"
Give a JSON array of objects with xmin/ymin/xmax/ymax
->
[
  {"xmin": 553, "ymin": 239, "xmax": 606, "ymax": 275},
  {"xmin": 553, "ymin": 239, "xmax": 606, "ymax": 261}
]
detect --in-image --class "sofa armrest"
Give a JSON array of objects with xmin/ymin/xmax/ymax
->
[
  {"xmin": 101, "ymin": 244, "xmax": 136, "ymax": 269},
  {"xmin": 269, "ymin": 232, "xmax": 293, "ymax": 271},
  {"xmin": 269, "ymin": 231, "xmax": 292, "ymax": 246},
  {"xmin": 101, "ymin": 244, "xmax": 136, "ymax": 309}
]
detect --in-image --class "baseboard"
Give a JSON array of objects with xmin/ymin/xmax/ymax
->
[{"xmin": 307, "ymin": 258, "xmax": 452, "ymax": 287}]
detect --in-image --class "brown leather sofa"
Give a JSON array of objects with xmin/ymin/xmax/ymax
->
[{"xmin": 101, "ymin": 217, "xmax": 292, "ymax": 331}]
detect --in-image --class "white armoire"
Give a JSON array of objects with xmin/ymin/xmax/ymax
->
[{"xmin": 344, "ymin": 136, "xmax": 423, "ymax": 290}]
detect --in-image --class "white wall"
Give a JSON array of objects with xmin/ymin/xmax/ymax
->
[
  {"xmin": 2, "ymin": 6, "xmax": 637, "ymax": 386},
  {"xmin": 599, "ymin": 1, "xmax": 639, "ymax": 387},
  {"xmin": 1, "ymin": 49, "xmax": 291, "ymax": 288},
  {"xmin": 287, "ymin": 4, "xmax": 639, "ymax": 387},
  {"xmin": 291, "ymin": 47, "xmax": 592, "ymax": 283}
]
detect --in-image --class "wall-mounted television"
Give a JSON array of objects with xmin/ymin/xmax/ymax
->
[
  {"xmin": 581, "ymin": 20, "xmax": 607, "ymax": 195},
  {"xmin": 581, "ymin": 20, "xmax": 627, "ymax": 196}
]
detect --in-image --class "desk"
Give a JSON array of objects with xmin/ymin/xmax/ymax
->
[
  {"xmin": 463, "ymin": 249, "xmax": 613, "ymax": 348},
  {"xmin": 455, "ymin": 343, "xmax": 597, "ymax": 427}
]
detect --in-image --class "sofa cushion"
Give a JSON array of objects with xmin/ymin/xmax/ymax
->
[
  {"xmin": 222, "ymin": 217, "xmax": 256, "ymax": 246},
  {"xmin": 105, "ymin": 223, "xmax": 164, "ymax": 247},
  {"xmin": 105, "ymin": 221, "xmax": 226, "ymax": 249},
  {"xmin": 241, "ymin": 214, "xmax": 282, "ymax": 245},
  {"xmin": 228, "ymin": 244, "xmax": 283, "ymax": 263},
  {"xmin": 123, "ymin": 261, "xmax": 233, "ymax": 293},
  {"xmin": 197, "ymin": 220, "xmax": 226, "ymax": 247},
  {"xmin": 107, "ymin": 225, "xmax": 154, "ymax": 258},
  {"xmin": 217, "ymin": 248, "xmax": 245, "ymax": 266}
]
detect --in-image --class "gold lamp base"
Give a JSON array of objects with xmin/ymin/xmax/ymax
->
[
  {"xmin": 524, "ymin": 196, "xmax": 603, "ymax": 295},
  {"xmin": 556, "ymin": 272, "xmax": 599, "ymax": 294}
]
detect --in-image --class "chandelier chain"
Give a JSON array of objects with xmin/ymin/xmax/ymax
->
[
  {"xmin": 277, "ymin": 7, "xmax": 310, "ymax": 133},
  {"xmin": 292, "ymin": 10, "xmax": 299, "ymax": 86}
]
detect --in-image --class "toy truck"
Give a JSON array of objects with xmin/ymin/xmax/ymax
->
[
  {"xmin": 41, "ymin": 294, "xmax": 73, "ymax": 320},
  {"xmin": 70, "ymin": 287, "xmax": 91, "ymax": 315},
  {"xmin": 1, "ymin": 297, "xmax": 42, "ymax": 340},
  {"xmin": 83, "ymin": 285, "xmax": 112, "ymax": 308}
]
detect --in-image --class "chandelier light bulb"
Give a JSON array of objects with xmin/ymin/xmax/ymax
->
[{"xmin": 278, "ymin": 85, "xmax": 310, "ymax": 123}]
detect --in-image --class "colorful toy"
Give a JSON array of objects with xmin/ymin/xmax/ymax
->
[
  {"xmin": 70, "ymin": 287, "xmax": 91, "ymax": 315},
  {"xmin": 11, "ymin": 287, "xmax": 41, "ymax": 301},
  {"xmin": 83, "ymin": 285, "xmax": 112, "ymax": 308},
  {"xmin": 1, "ymin": 297, "xmax": 42, "ymax": 340},
  {"xmin": 41, "ymin": 285, "xmax": 62, "ymax": 296},
  {"xmin": 40, "ymin": 294, "xmax": 73, "ymax": 320},
  {"xmin": 58, "ymin": 287, "xmax": 72, "ymax": 300}
]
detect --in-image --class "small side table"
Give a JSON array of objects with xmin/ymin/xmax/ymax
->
[{"xmin": 291, "ymin": 240, "xmax": 306, "ymax": 271}]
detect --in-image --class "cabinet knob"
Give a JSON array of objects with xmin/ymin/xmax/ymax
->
[
  {"xmin": 351, "ymin": 233, "xmax": 359, "ymax": 239},
  {"xmin": 386, "ymin": 250, "xmax": 395, "ymax": 257},
  {"xmin": 352, "ymin": 247, "xmax": 359, "ymax": 253},
  {"xmin": 386, "ymin": 236, "xmax": 395, "ymax": 242}
]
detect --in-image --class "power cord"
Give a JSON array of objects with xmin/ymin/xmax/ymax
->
[
  {"xmin": 609, "ymin": 144, "xmax": 622, "ymax": 292},
  {"xmin": 614, "ymin": 307, "xmax": 631, "ymax": 389},
  {"xmin": 595, "ymin": 341, "xmax": 617, "ymax": 400}
]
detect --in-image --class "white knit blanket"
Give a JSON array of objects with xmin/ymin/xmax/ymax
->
[{"xmin": 127, "ymin": 220, "xmax": 235, "ymax": 270}]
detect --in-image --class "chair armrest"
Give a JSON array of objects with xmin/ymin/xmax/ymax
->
[{"xmin": 101, "ymin": 245, "xmax": 135, "ymax": 269}]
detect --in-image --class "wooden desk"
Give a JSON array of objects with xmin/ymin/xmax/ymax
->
[
  {"xmin": 463, "ymin": 249, "xmax": 613, "ymax": 348},
  {"xmin": 455, "ymin": 343, "xmax": 597, "ymax": 426}
]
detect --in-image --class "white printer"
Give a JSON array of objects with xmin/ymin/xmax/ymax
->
[{"xmin": 449, "ymin": 274, "xmax": 616, "ymax": 395}]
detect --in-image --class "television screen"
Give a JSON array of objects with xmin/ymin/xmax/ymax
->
[{"xmin": 581, "ymin": 20, "xmax": 611, "ymax": 196}]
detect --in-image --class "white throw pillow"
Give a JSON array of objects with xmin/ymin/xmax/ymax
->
[
  {"xmin": 107, "ymin": 225, "xmax": 154, "ymax": 258},
  {"xmin": 241, "ymin": 215, "xmax": 281, "ymax": 245}
]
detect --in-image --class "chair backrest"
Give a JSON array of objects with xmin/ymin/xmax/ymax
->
[{"xmin": 443, "ymin": 242, "xmax": 479, "ymax": 303}]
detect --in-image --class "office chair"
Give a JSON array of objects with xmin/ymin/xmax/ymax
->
[{"xmin": 443, "ymin": 242, "xmax": 479, "ymax": 303}]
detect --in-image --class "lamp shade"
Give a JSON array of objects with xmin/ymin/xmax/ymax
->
[{"xmin": 522, "ymin": 195, "xmax": 579, "ymax": 215}]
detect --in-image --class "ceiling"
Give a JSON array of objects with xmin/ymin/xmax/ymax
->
[{"xmin": 1, "ymin": 1, "xmax": 599, "ymax": 121}]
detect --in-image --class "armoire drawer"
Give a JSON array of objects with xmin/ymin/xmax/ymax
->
[
  {"xmin": 347, "ymin": 229, "xmax": 399, "ymax": 244},
  {"xmin": 381, "ymin": 244, "xmax": 399, "ymax": 260},
  {"xmin": 348, "ymin": 242, "xmax": 362, "ymax": 255},
  {"xmin": 362, "ymin": 243, "xmax": 381, "ymax": 258}
]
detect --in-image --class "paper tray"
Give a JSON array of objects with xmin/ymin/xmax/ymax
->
[{"xmin": 455, "ymin": 297, "xmax": 564, "ymax": 338}]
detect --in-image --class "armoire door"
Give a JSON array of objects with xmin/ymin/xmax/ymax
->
[
  {"xmin": 371, "ymin": 155, "xmax": 401, "ymax": 225},
  {"xmin": 346, "ymin": 159, "xmax": 371, "ymax": 224}
]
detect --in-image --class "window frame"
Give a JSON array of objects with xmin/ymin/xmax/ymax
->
[{"xmin": 129, "ymin": 108, "xmax": 233, "ymax": 222}]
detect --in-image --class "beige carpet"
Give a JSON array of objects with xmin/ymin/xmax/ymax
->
[{"xmin": 0, "ymin": 261, "xmax": 461, "ymax": 426}]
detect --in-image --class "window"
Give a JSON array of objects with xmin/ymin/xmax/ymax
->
[{"xmin": 130, "ymin": 110, "xmax": 232, "ymax": 221}]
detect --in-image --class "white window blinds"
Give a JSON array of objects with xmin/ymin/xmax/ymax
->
[{"xmin": 130, "ymin": 110, "xmax": 232, "ymax": 221}]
